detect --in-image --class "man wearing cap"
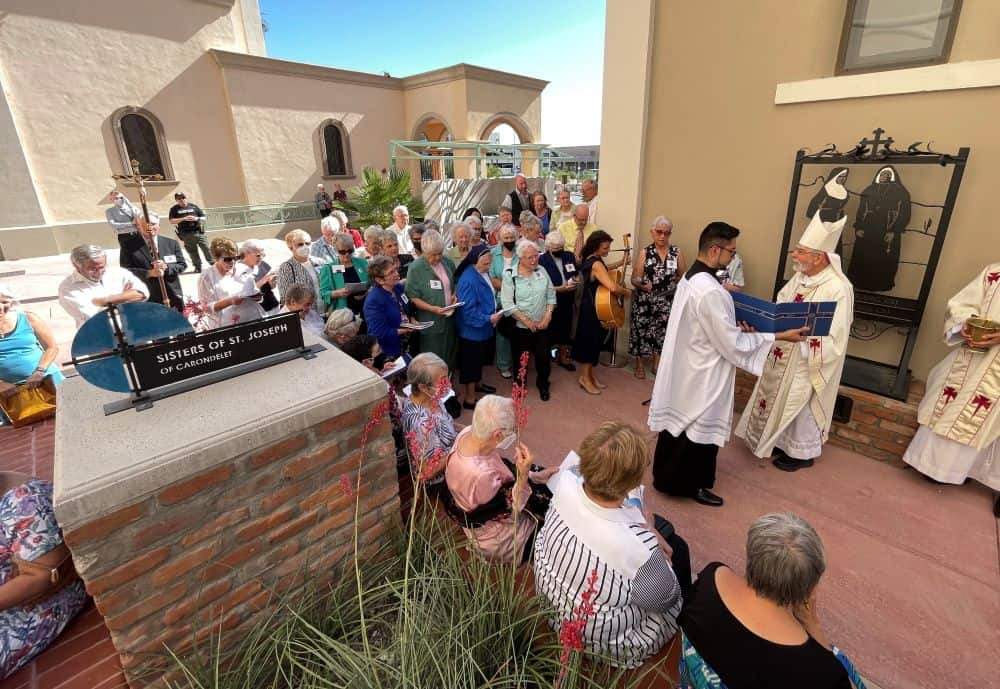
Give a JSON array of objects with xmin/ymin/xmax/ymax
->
[
  {"xmin": 168, "ymin": 192, "xmax": 210, "ymax": 273},
  {"xmin": 736, "ymin": 214, "xmax": 854, "ymax": 472},
  {"xmin": 105, "ymin": 190, "xmax": 145, "ymax": 262}
]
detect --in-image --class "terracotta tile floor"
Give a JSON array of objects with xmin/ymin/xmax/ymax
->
[{"xmin": 3, "ymin": 360, "xmax": 998, "ymax": 689}]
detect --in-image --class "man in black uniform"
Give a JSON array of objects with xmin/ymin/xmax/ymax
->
[
  {"xmin": 122, "ymin": 213, "xmax": 187, "ymax": 312},
  {"xmin": 168, "ymin": 192, "xmax": 211, "ymax": 273}
]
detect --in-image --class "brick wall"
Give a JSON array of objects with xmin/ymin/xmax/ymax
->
[
  {"xmin": 734, "ymin": 370, "xmax": 923, "ymax": 465},
  {"xmin": 61, "ymin": 399, "xmax": 397, "ymax": 687}
]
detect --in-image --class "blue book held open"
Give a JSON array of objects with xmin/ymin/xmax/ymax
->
[{"xmin": 730, "ymin": 291, "xmax": 836, "ymax": 337}]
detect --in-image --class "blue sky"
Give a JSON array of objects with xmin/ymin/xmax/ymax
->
[{"xmin": 258, "ymin": 0, "xmax": 606, "ymax": 146}]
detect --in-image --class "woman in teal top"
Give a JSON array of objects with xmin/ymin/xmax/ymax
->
[
  {"xmin": 404, "ymin": 230, "xmax": 458, "ymax": 370},
  {"xmin": 0, "ymin": 285, "xmax": 63, "ymax": 397},
  {"xmin": 318, "ymin": 233, "xmax": 369, "ymax": 315}
]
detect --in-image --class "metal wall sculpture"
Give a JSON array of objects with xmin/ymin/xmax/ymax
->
[{"xmin": 774, "ymin": 129, "xmax": 970, "ymax": 400}]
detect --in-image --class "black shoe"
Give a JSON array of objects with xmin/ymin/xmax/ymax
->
[
  {"xmin": 772, "ymin": 456, "xmax": 815, "ymax": 472},
  {"xmin": 693, "ymin": 489, "xmax": 723, "ymax": 507},
  {"xmin": 476, "ymin": 383, "xmax": 496, "ymax": 393},
  {"xmin": 540, "ymin": 389, "xmax": 550, "ymax": 401},
  {"xmin": 462, "ymin": 401, "xmax": 477, "ymax": 411},
  {"xmin": 557, "ymin": 361, "xmax": 577, "ymax": 372}
]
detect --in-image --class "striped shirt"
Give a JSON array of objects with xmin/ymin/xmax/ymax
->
[{"xmin": 533, "ymin": 459, "xmax": 682, "ymax": 668}]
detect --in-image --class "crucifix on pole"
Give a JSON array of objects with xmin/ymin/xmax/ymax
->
[{"xmin": 111, "ymin": 160, "xmax": 170, "ymax": 306}]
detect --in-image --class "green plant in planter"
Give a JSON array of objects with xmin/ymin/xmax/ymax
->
[{"xmin": 335, "ymin": 167, "xmax": 426, "ymax": 228}]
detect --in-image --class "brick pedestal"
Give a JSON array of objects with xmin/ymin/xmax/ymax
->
[
  {"xmin": 53, "ymin": 340, "xmax": 393, "ymax": 687},
  {"xmin": 735, "ymin": 370, "xmax": 924, "ymax": 464}
]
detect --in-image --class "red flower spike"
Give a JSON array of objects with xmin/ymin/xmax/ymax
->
[{"xmin": 555, "ymin": 567, "xmax": 600, "ymax": 689}]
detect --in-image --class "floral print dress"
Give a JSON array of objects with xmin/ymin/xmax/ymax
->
[
  {"xmin": 0, "ymin": 480, "xmax": 87, "ymax": 679},
  {"xmin": 629, "ymin": 244, "xmax": 681, "ymax": 357}
]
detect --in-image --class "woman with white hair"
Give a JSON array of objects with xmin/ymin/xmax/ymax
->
[
  {"xmin": 444, "ymin": 395, "xmax": 556, "ymax": 562},
  {"xmin": 360, "ymin": 225, "xmax": 383, "ymax": 258},
  {"xmin": 489, "ymin": 224, "xmax": 519, "ymax": 378},
  {"xmin": 0, "ymin": 284, "xmax": 63, "ymax": 400},
  {"xmin": 331, "ymin": 209, "xmax": 364, "ymax": 248},
  {"xmin": 487, "ymin": 206, "xmax": 514, "ymax": 246},
  {"xmin": 538, "ymin": 230, "xmax": 579, "ymax": 370},
  {"xmin": 400, "ymin": 353, "xmax": 457, "ymax": 495},
  {"xmin": 197, "ymin": 237, "xmax": 265, "ymax": 330},
  {"xmin": 323, "ymin": 308, "xmax": 360, "ymax": 347},
  {"xmin": 237, "ymin": 239, "xmax": 278, "ymax": 312},
  {"xmin": 445, "ymin": 222, "xmax": 472, "ymax": 266},
  {"xmin": 518, "ymin": 211, "xmax": 545, "ymax": 251},
  {"xmin": 317, "ymin": 232, "xmax": 369, "ymax": 315},
  {"xmin": 678, "ymin": 513, "xmax": 861, "ymax": 689},
  {"xmin": 500, "ymin": 241, "xmax": 556, "ymax": 401},
  {"xmin": 312, "ymin": 215, "xmax": 345, "ymax": 264},
  {"xmin": 405, "ymin": 229, "xmax": 458, "ymax": 369},
  {"xmin": 275, "ymin": 228, "xmax": 327, "ymax": 315},
  {"xmin": 629, "ymin": 216, "xmax": 685, "ymax": 379}
]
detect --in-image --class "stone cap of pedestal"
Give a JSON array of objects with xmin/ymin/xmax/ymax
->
[{"xmin": 53, "ymin": 335, "xmax": 386, "ymax": 532}]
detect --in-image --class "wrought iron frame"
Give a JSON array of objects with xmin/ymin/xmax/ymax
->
[{"xmin": 774, "ymin": 129, "xmax": 970, "ymax": 400}]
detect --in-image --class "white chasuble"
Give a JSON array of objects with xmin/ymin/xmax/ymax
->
[
  {"xmin": 648, "ymin": 269, "xmax": 773, "ymax": 447},
  {"xmin": 916, "ymin": 263, "xmax": 1000, "ymax": 449},
  {"xmin": 737, "ymin": 265, "xmax": 853, "ymax": 458}
]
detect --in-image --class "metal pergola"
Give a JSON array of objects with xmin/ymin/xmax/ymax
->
[{"xmin": 388, "ymin": 140, "xmax": 575, "ymax": 178}]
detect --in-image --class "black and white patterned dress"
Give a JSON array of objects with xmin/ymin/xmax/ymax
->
[{"xmin": 629, "ymin": 244, "xmax": 680, "ymax": 357}]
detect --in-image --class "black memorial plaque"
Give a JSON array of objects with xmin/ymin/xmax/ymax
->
[{"xmin": 130, "ymin": 312, "xmax": 305, "ymax": 390}]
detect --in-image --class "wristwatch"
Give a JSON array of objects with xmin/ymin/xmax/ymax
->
[{"xmin": 34, "ymin": 366, "xmax": 46, "ymax": 373}]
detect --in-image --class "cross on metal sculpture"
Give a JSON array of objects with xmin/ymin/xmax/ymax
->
[
  {"xmin": 111, "ymin": 160, "xmax": 169, "ymax": 306},
  {"xmin": 858, "ymin": 128, "xmax": 894, "ymax": 159}
]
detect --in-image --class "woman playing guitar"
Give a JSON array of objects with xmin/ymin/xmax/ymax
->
[{"xmin": 571, "ymin": 231, "xmax": 632, "ymax": 395}]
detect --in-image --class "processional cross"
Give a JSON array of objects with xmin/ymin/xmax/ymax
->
[{"xmin": 111, "ymin": 160, "xmax": 170, "ymax": 306}]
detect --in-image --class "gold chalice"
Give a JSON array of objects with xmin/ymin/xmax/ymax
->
[{"xmin": 966, "ymin": 316, "xmax": 1000, "ymax": 352}]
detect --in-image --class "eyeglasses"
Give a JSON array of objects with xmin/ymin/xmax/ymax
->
[
  {"xmin": 712, "ymin": 244, "xmax": 736, "ymax": 256},
  {"xmin": 295, "ymin": 241, "xmax": 311, "ymax": 247},
  {"xmin": 652, "ymin": 229, "xmax": 671, "ymax": 236},
  {"xmin": 255, "ymin": 252, "xmax": 265, "ymax": 258},
  {"xmin": 221, "ymin": 256, "xmax": 237, "ymax": 264},
  {"xmin": 338, "ymin": 249, "xmax": 354, "ymax": 255}
]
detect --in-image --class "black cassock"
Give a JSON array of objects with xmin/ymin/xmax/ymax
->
[{"xmin": 847, "ymin": 165, "xmax": 911, "ymax": 292}]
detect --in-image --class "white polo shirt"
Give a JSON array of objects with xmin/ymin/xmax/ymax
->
[
  {"xmin": 58, "ymin": 267, "xmax": 150, "ymax": 327},
  {"xmin": 391, "ymin": 223, "xmax": 414, "ymax": 255}
]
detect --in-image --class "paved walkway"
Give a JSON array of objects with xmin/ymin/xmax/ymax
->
[{"xmin": 2, "ymin": 248, "xmax": 997, "ymax": 689}]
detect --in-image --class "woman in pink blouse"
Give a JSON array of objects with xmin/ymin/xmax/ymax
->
[{"xmin": 444, "ymin": 395, "xmax": 557, "ymax": 563}]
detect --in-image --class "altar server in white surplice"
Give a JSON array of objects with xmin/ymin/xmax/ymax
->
[
  {"xmin": 648, "ymin": 222, "xmax": 808, "ymax": 507},
  {"xmin": 903, "ymin": 263, "xmax": 1000, "ymax": 516},
  {"xmin": 736, "ymin": 214, "xmax": 854, "ymax": 472}
]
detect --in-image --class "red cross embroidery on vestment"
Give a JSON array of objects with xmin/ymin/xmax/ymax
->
[
  {"xmin": 972, "ymin": 394, "xmax": 992, "ymax": 416},
  {"xmin": 793, "ymin": 293, "xmax": 805, "ymax": 303},
  {"xmin": 771, "ymin": 347, "xmax": 783, "ymax": 368},
  {"xmin": 758, "ymin": 398, "xmax": 767, "ymax": 414},
  {"xmin": 942, "ymin": 386, "xmax": 958, "ymax": 404},
  {"xmin": 808, "ymin": 338, "xmax": 821, "ymax": 353},
  {"xmin": 987, "ymin": 271, "xmax": 1000, "ymax": 286}
]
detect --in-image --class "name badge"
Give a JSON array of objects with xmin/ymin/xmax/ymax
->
[
  {"xmin": 400, "ymin": 294, "xmax": 409, "ymax": 304},
  {"xmin": 565, "ymin": 263, "xmax": 576, "ymax": 274},
  {"xmin": 163, "ymin": 254, "xmax": 177, "ymax": 264},
  {"xmin": 331, "ymin": 264, "xmax": 345, "ymax": 273},
  {"xmin": 666, "ymin": 258, "xmax": 677, "ymax": 272},
  {"xmin": 429, "ymin": 280, "xmax": 443, "ymax": 290}
]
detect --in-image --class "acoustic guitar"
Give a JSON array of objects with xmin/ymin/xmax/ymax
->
[{"xmin": 595, "ymin": 233, "xmax": 632, "ymax": 329}]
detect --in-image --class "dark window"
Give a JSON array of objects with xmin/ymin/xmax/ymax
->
[
  {"xmin": 120, "ymin": 113, "xmax": 165, "ymax": 177},
  {"xmin": 324, "ymin": 123, "xmax": 347, "ymax": 176}
]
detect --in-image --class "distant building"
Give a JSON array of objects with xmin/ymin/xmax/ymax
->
[{"xmin": 550, "ymin": 145, "xmax": 600, "ymax": 178}]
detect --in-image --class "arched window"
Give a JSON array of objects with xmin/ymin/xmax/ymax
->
[
  {"xmin": 111, "ymin": 107, "xmax": 174, "ymax": 180},
  {"xmin": 319, "ymin": 119, "xmax": 353, "ymax": 178}
]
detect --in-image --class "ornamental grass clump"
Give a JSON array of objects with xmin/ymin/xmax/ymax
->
[{"xmin": 161, "ymin": 386, "xmax": 661, "ymax": 688}]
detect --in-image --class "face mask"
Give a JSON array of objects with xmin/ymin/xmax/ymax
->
[
  {"xmin": 114, "ymin": 198, "xmax": 125, "ymax": 207},
  {"xmin": 295, "ymin": 245, "xmax": 310, "ymax": 258},
  {"xmin": 412, "ymin": 240, "xmax": 422, "ymax": 252},
  {"xmin": 496, "ymin": 432, "xmax": 517, "ymax": 451},
  {"xmin": 503, "ymin": 241, "xmax": 516, "ymax": 251}
]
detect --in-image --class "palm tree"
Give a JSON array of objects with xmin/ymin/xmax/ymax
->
[{"xmin": 335, "ymin": 167, "xmax": 426, "ymax": 227}]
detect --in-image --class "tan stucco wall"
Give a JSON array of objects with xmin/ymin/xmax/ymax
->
[
  {"xmin": 0, "ymin": 0, "xmax": 256, "ymax": 257},
  {"xmin": 609, "ymin": 0, "xmax": 1000, "ymax": 380},
  {"xmin": 465, "ymin": 80, "xmax": 541, "ymax": 144},
  {"xmin": 220, "ymin": 67, "xmax": 405, "ymax": 204}
]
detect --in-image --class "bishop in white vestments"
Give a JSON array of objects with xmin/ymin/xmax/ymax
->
[
  {"xmin": 648, "ymin": 222, "xmax": 807, "ymax": 507},
  {"xmin": 736, "ymin": 215, "xmax": 854, "ymax": 471},
  {"xmin": 903, "ymin": 263, "xmax": 1000, "ymax": 516}
]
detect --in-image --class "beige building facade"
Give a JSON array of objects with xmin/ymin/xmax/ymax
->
[
  {"xmin": 600, "ymin": 0, "xmax": 1000, "ymax": 382},
  {"xmin": 0, "ymin": 0, "xmax": 545, "ymax": 259}
]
